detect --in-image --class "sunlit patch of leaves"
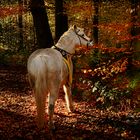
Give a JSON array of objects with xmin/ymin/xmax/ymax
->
[
  {"xmin": 0, "ymin": 5, "xmax": 27, "ymax": 18},
  {"xmin": 83, "ymin": 57, "xmax": 128, "ymax": 80},
  {"xmin": 65, "ymin": 0, "xmax": 92, "ymax": 22}
]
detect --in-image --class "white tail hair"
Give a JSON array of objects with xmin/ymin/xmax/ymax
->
[{"xmin": 29, "ymin": 55, "xmax": 48, "ymax": 128}]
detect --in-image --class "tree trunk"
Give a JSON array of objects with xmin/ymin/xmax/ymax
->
[
  {"xmin": 55, "ymin": 0, "xmax": 68, "ymax": 42},
  {"xmin": 30, "ymin": 0, "xmax": 54, "ymax": 48},
  {"xmin": 127, "ymin": 0, "xmax": 139, "ymax": 72},
  {"xmin": 18, "ymin": 0, "xmax": 24, "ymax": 51},
  {"xmin": 93, "ymin": 0, "xmax": 99, "ymax": 45}
]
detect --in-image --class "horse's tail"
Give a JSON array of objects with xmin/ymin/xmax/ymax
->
[{"xmin": 29, "ymin": 56, "xmax": 48, "ymax": 128}]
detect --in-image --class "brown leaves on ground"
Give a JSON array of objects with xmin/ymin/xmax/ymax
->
[{"xmin": 0, "ymin": 65, "xmax": 140, "ymax": 140}]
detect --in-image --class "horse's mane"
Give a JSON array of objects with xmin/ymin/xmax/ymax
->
[{"xmin": 57, "ymin": 28, "xmax": 75, "ymax": 45}]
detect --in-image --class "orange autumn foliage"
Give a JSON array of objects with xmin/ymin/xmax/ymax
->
[{"xmin": 0, "ymin": 5, "xmax": 26, "ymax": 18}]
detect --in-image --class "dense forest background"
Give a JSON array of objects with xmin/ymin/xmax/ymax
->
[
  {"xmin": 0, "ymin": 0, "xmax": 140, "ymax": 107},
  {"xmin": 0, "ymin": 0, "xmax": 140, "ymax": 139}
]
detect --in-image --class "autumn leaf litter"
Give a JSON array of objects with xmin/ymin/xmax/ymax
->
[{"xmin": 0, "ymin": 65, "xmax": 140, "ymax": 140}]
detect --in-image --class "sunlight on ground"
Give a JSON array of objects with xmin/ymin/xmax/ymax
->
[{"xmin": 0, "ymin": 91, "xmax": 36, "ymax": 117}]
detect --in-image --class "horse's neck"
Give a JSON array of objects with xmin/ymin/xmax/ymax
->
[{"xmin": 55, "ymin": 31, "xmax": 77, "ymax": 54}]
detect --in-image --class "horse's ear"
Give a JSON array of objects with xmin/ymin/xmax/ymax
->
[
  {"xmin": 70, "ymin": 25, "xmax": 77, "ymax": 30},
  {"xmin": 73, "ymin": 25, "xmax": 77, "ymax": 30}
]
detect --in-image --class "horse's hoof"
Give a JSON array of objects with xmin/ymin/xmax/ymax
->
[
  {"xmin": 69, "ymin": 106, "xmax": 74, "ymax": 113},
  {"xmin": 51, "ymin": 125, "xmax": 55, "ymax": 131},
  {"xmin": 48, "ymin": 122, "xmax": 55, "ymax": 132}
]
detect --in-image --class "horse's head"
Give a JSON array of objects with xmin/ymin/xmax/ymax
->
[
  {"xmin": 56, "ymin": 25, "xmax": 93, "ymax": 54},
  {"xmin": 71, "ymin": 25, "xmax": 93, "ymax": 47}
]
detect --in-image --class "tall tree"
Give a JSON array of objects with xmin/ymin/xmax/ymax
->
[
  {"xmin": 29, "ymin": 0, "xmax": 54, "ymax": 48},
  {"xmin": 55, "ymin": 0, "xmax": 68, "ymax": 42},
  {"xmin": 128, "ymin": 0, "xmax": 140, "ymax": 72},
  {"xmin": 93, "ymin": 0, "xmax": 99, "ymax": 45},
  {"xmin": 18, "ymin": 0, "xmax": 24, "ymax": 51}
]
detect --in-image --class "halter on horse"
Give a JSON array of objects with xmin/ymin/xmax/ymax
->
[{"xmin": 27, "ymin": 25, "xmax": 93, "ymax": 130}]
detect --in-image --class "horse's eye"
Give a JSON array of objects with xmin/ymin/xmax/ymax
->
[{"xmin": 81, "ymin": 34, "xmax": 84, "ymax": 37}]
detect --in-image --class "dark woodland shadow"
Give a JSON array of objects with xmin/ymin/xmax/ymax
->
[
  {"xmin": 97, "ymin": 115, "xmax": 140, "ymax": 139},
  {"xmin": 0, "ymin": 108, "xmax": 127, "ymax": 140},
  {"xmin": 0, "ymin": 65, "xmax": 30, "ymax": 94}
]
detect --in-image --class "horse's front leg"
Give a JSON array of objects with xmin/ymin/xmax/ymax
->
[{"xmin": 63, "ymin": 83, "xmax": 74, "ymax": 113}]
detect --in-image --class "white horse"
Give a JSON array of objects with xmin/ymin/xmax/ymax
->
[{"xmin": 27, "ymin": 25, "xmax": 93, "ymax": 130}]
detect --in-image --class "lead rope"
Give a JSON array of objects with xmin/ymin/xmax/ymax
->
[{"xmin": 74, "ymin": 29, "xmax": 82, "ymax": 46}]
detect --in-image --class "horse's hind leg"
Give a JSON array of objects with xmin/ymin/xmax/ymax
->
[
  {"xmin": 63, "ymin": 84, "xmax": 73, "ymax": 113},
  {"xmin": 28, "ymin": 74, "xmax": 46, "ymax": 128},
  {"xmin": 48, "ymin": 86, "xmax": 60, "ymax": 130},
  {"xmin": 34, "ymin": 90, "xmax": 47, "ymax": 129}
]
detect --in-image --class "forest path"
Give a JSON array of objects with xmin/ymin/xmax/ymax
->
[{"xmin": 0, "ymin": 65, "xmax": 139, "ymax": 140}]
